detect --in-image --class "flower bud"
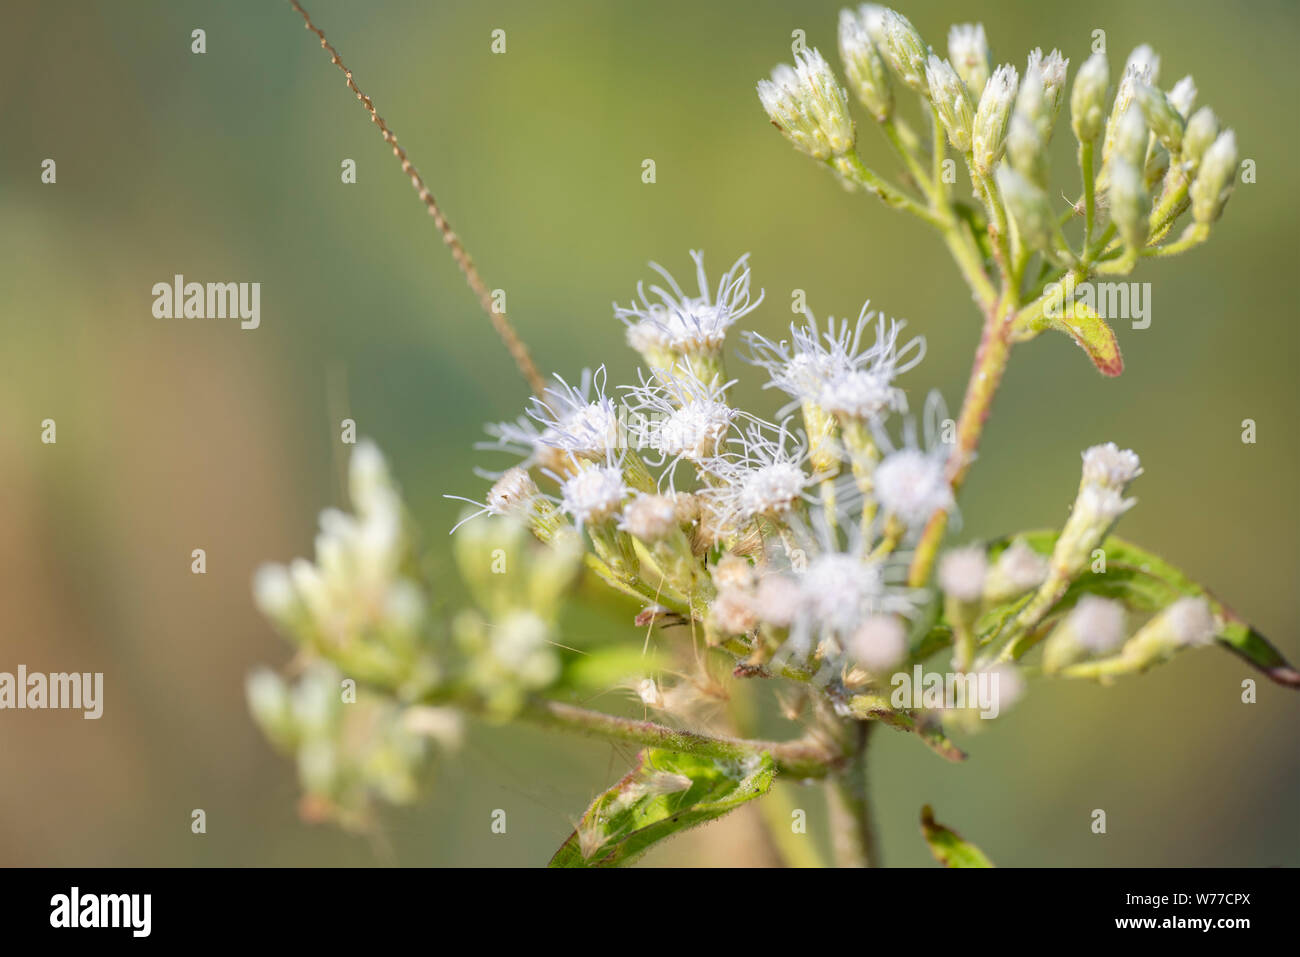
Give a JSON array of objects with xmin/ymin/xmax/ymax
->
[
  {"xmin": 984, "ymin": 539, "xmax": 1047, "ymax": 604},
  {"xmin": 1118, "ymin": 596, "xmax": 1216, "ymax": 668},
  {"xmin": 1124, "ymin": 44, "xmax": 1160, "ymax": 85},
  {"xmin": 1109, "ymin": 157, "xmax": 1150, "ymax": 252},
  {"xmin": 1182, "ymin": 107, "xmax": 1219, "ymax": 169},
  {"xmin": 1168, "ymin": 75, "xmax": 1197, "ymax": 118},
  {"xmin": 1144, "ymin": 142, "xmax": 1169, "ymax": 192},
  {"xmin": 1135, "ymin": 81, "xmax": 1184, "ymax": 153},
  {"xmin": 1006, "ymin": 111, "xmax": 1048, "ymax": 186},
  {"xmin": 998, "ymin": 164, "xmax": 1055, "ymax": 251},
  {"xmin": 948, "ymin": 23, "xmax": 990, "ymax": 97},
  {"xmin": 1042, "ymin": 595, "xmax": 1126, "ymax": 674},
  {"xmin": 1112, "ymin": 105, "xmax": 1148, "ymax": 169},
  {"xmin": 926, "ymin": 55, "xmax": 975, "ymax": 151},
  {"xmin": 1190, "ymin": 129, "xmax": 1237, "ymax": 224},
  {"xmin": 757, "ymin": 49, "xmax": 856, "ymax": 160},
  {"xmin": 877, "ymin": 9, "xmax": 932, "ymax": 95},
  {"xmin": 1033, "ymin": 444, "xmax": 1143, "ymax": 615},
  {"xmin": 1070, "ymin": 51, "xmax": 1109, "ymax": 143},
  {"xmin": 1102, "ymin": 59, "xmax": 1153, "ymax": 166},
  {"xmin": 971, "ymin": 63, "xmax": 1019, "ymax": 173},
  {"xmin": 839, "ymin": 8, "xmax": 893, "ymax": 121}
]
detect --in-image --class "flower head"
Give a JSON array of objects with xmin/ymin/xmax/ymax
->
[{"xmin": 615, "ymin": 251, "xmax": 762, "ymax": 361}]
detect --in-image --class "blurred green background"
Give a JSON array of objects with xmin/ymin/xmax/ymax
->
[{"xmin": 1, "ymin": 0, "xmax": 1297, "ymax": 866}]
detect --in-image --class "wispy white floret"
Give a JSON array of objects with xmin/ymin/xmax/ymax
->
[
  {"xmin": 445, "ymin": 465, "xmax": 541, "ymax": 534},
  {"xmin": 753, "ymin": 572, "xmax": 803, "ymax": 629},
  {"xmin": 559, "ymin": 464, "xmax": 627, "ymax": 528},
  {"xmin": 615, "ymin": 251, "xmax": 763, "ymax": 357},
  {"xmin": 744, "ymin": 304, "xmax": 924, "ymax": 419},
  {"xmin": 701, "ymin": 420, "xmax": 815, "ymax": 526},
  {"xmin": 623, "ymin": 365, "xmax": 742, "ymax": 483},
  {"xmin": 618, "ymin": 493, "xmax": 680, "ymax": 542},
  {"xmin": 875, "ymin": 448, "xmax": 953, "ymax": 528},
  {"xmin": 484, "ymin": 367, "xmax": 617, "ymax": 468}
]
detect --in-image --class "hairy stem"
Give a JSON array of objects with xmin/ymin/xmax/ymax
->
[
  {"xmin": 287, "ymin": 0, "xmax": 547, "ymax": 396},
  {"xmin": 909, "ymin": 296, "xmax": 1012, "ymax": 585},
  {"xmin": 518, "ymin": 699, "xmax": 838, "ymax": 779}
]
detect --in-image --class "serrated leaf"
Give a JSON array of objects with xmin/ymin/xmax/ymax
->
[
  {"xmin": 1045, "ymin": 302, "xmax": 1123, "ymax": 376},
  {"xmin": 978, "ymin": 532, "xmax": 1299, "ymax": 687},
  {"xmin": 549, "ymin": 748, "xmax": 775, "ymax": 867},
  {"xmin": 920, "ymin": 805, "xmax": 993, "ymax": 867}
]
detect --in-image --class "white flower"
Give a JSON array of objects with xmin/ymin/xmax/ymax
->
[
  {"xmin": 701, "ymin": 420, "xmax": 815, "ymax": 527},
  {"xmin": 526, "ymin": 366, "xmax": 620, "ymax": 460},
  {"xmin": 482, "ymin": 368, "xmax": 618, "ymax": 468},
  {"xmin": 559, "ymin": 463, "xmax": 627, "ymax": 528},
  {"xmin": 846, "ymin": 614, "xmax": 907, "ymax": 673},
  {"xmin": 623, "ymin": 364, "xmax": 744, "ymax": 484},
  {"xmin": 1081, "ymin": 442, "xmax": 1142, "ymax": 489},
  {"xmin": 445, "ymin": 466, "xmax": 540, "ymax": 534},
  {"xmin": 938, "ymin": 546, "xmax": 987, "ymax": 602},
  {"xmin": 1165, "ymin": 596, "xmax": 1216, "ymax": 647},
  {"xmin": 615, "ymin": 251, "xmax": 762, "ymax": 357},
  {"xmin": 744, "ymin": 304, "xmax": 925, "ymax": 420},
  {"xmin": 618, "ymin": 493, "xmax": 680, "ymax": 542},
  {"xmin": 875, "ymin": 448, "xmax": 953, "ymax": 528},
  {"xmin": 753, "ymin": 573, "xmax": 803, "ymax": 629},
  {"xmin": 1069, "ymin": 595, "xmax": 1127, "ymax": 652}
]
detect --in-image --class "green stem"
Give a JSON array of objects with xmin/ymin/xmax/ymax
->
[
  {"xmin": 825, "ymin": 721, "xmax": 878, "ymax": 867},
  {"xmin": 518, "ymin": 699, "xmax": 838, "ymax": 779}
]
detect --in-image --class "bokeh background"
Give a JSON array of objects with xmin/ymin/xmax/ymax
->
[{"xmin": 1, "ymin": 0, "xmax": 1297, "ymax": 866}]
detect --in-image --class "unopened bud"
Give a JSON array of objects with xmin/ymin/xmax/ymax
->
[
  {"xmin": 1182, "ymin": 107, "xmax": 1219, "ymax": 169},
  {"xmin": 926, "ymin": 55, "xmax": 975, "ymax": 151},
  {"xmin": 1109, "ymin": 156, "xmax": 1149, "ymax": 252},
  {"xmin": 1070, "ymin": 51, "xmax": 1109, "ymax": 143},
  {"xmin": 1135, "ymin": 81, "xmax": 1184, "ymax": 153},
  {"xmin": 947, "ymin": 23, "xmax": 990, "ymax": 96},
  {"xmin": 757, "ymin": 49, "xmax": 856, "ymax": 160},
  {"xmin": 1042, "ymin": 595, "xmax": 1126, "ymax": 674},
  {"xmin": 998, "ymin": 164, "xmax": 1055, "ymax": 251},
  {"xmin": 839, "ymin": 8, "xmax": 893, "ymax": 121},
  {"xmin": 1190, "ymin": 129, "xmax": 1237, "ymax": 224},
  {"xmin": 1168, "ymin": 75, "xmax": 1197, "ymax": 118},
  {"xmin": 877, "ymin": 9, "xmax": 932, "ymax": 95},
  {"xmin": 971, "ymin": 63, "xmax": 1019, "ymax": 173}
]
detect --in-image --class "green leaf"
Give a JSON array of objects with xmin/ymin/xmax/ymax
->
[
  {"xmin": 979, "ymin": 532, "xmax": 1299, "ymax": 687},
  {"xmin": 1043, "ymin": 302, "xmax": 1124, "ymax": 377},
  {"xmin": 549, "ymin": 748, "xmax": 775, "ymax": 868},
  {"xmin": 920, "ymin": 805, "xmax": 994, "ymax": 867}
]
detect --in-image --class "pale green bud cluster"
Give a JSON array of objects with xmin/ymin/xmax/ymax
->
[
  {"xmin": 246, "ymin": 663, "xmax": 453, "ymax": 830},
  {"xmin": 252, "ymin": 440, "xmax": 440, "ymax": 700},
  {"xmin": 757, "ymin": 49, "xmax": 856, "ymax": 160},
  {"xmin": 453, "ymin": 515, "xmax": 582, "ymax": 717},
  {"xmin": 998, "ymin": 164, "xmax": 1055, "ymax": 251}
]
